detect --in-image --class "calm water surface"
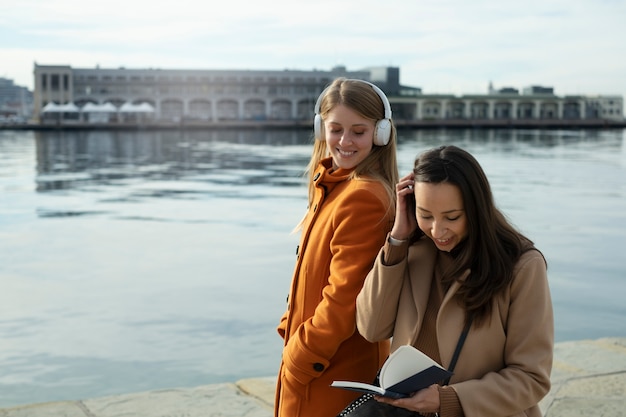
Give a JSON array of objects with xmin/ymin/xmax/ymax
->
[{"xmin": 0, "ymin": 128, "xmax": 625, "ymax": 407}]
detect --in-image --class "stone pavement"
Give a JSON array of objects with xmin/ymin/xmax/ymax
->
[{"xmin": 0, "ymin": 337, "xmax": 624, "ymax": 417}]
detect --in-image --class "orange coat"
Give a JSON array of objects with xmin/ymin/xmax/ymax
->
[{"xmin": 275, "ymin": 157, "xmax": 393, "ymax": 417}]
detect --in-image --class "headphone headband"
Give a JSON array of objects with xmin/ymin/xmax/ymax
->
[{"xmin": 314, "ymin": 79, "xmax": 392, "ymax": 119}]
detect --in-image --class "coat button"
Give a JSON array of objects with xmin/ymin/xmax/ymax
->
[
  {"xmin": 313, "ymin": 172, "xmax": 321, "ymax": 181},
  {"xmin": 313, "ymin": 363, "xmax": 324, "ymax": 372}
]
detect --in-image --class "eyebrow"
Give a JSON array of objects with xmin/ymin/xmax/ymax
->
[
  {"xmin": 416, "ymin": 207, "xmax": 464, "ymax": 214},
  {"xmin": 328, "ymin": 121, "xmax": 369, "ymax": 127}
]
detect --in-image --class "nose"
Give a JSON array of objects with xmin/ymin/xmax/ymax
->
[
  {"xmin": 431, "ymin": 220, "xmax": 446, "ymax": 239},
  {"xmin": 339, "ymin": 133, "xmax": 352, "ymax": 145}
]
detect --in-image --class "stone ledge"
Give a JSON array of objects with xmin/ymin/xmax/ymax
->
[
  {"xmin": 1, "ymin": 337, "xmax": 624, "ymax": 417},
  {"xmin": 236, "ymin": 376, "xmax": 277, "ymax": 409},
  {"xmin": 0, "ymin": 384, "xmax": 274, "ymax": 417}
]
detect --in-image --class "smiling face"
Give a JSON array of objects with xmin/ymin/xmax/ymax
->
[
  {"xmin": 414, "ymin": 181, "xmax": 468, "ymax": 252},
  {"xmin": 323, "ymin": 104, "xmax": 376, "ymax": 170}
]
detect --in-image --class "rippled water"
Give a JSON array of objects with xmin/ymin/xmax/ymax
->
[{"xmin": 1, "ymin": 127, "xmax": 625, "ymax": 407}]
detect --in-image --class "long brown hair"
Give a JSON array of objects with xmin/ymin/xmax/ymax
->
[{"xmin": 412, "ymin": 145, "xmax": 545, "ymax": 324}]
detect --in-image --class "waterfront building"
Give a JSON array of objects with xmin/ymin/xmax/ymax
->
[
  {"xmin": 32, "ymin": 64, "xmax": 623, "ymax": 126},
  {"xmin": 0, "ymin": 77, "xmax": 33, "ymax": 122},
  {"xmin": 33, "ymin": 64, "xmax": 372, "ymax": 124}
]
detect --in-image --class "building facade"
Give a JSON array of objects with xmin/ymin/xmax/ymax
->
[
  {"xmin": 32, "ymin": 64, "xmax": 624, "ymax": 125},
  {"xmin": 0, "ymin": 77, "xmax": 33, "ymax": 122},
  {"xmin": 33, "ymin": 65, "xmax": 372, "ymax": 124}
]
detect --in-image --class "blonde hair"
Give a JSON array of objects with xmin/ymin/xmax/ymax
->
[{"xmin": 296, "ymin": 78, "xmax": 399, "ymax": 230}]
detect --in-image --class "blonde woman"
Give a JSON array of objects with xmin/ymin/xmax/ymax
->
[{"xmin": 275, "ymin": 78, "xmax": 399, "ymax": 417}]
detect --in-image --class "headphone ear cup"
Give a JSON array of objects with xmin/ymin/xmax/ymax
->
[
  {"xmin": 374, "ymin": 119, "xmax": 392, "ymax": 146},
  {"xmin": 314, "ymin": 114, "xmax": 323, "ymax": 140}
]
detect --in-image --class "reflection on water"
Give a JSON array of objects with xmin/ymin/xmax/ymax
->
[
  {"xmin": 35, "ymin": 129, "xmax": 314, "ymax": 191},
  {"xmin": 32, "ymin": 127, "xmax": 625, "ymax": 196},
  {"xmin": 0, "ymin": 127, "xmax": 625, "ymax": 408}
]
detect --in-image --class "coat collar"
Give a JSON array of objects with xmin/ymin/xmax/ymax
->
[{"xmin": 313, "ymin": 157, "xmax": 355, "ymax": 191}]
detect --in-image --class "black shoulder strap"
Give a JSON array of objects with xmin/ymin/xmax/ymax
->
[{"xmin": 443, "ymin": 316, "xmax": 473, "ymax": 385}]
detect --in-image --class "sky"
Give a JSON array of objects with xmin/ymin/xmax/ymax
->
[{"xmin": 1, "ymin": 0, "xmax": 625, "ymax": 102}]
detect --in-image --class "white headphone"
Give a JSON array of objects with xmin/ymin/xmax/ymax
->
[{"xmin": 313, "ymin": 79, "xmax": 393, "ymax": 146}]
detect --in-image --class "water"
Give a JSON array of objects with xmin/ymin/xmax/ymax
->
[{"xmin": 1, "ymin": 127, "xmax": 625, "ymax": 408}]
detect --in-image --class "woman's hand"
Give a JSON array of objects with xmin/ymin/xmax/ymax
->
[
  {"xmin": 375, "ymin": 384, "xmax": 440, "ymax": 414},
  {"xmin": 390, "ymin": 172, "xmax": 418, "ymax": 241}
]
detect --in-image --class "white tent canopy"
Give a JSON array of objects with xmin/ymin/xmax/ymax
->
[
  {"xmin": 82, "ymin": 102, "xmax": 117, "ymax": 112},
  {"xmin": 42, "ymin": 102, "xmax": 59, "ymax": 112},
  {"xmin": 42, "ymin": 102, "xmax": 80, "ymax": 112},
  {"xmin": 119, "ymin": 102, "xmax": 155, "ymax": 113}
]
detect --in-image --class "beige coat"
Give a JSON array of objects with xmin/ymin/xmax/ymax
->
[{"xmin": 356, "ymin": 237, "xmax": 554, "ymax": 417}]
